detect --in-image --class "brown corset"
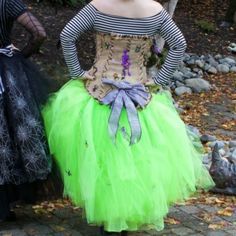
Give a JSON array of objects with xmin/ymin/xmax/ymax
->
[{"xmin": 86, "ymin": 33, "xmax": 154, "ymax": 101}]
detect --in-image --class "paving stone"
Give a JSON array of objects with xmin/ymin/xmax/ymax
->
[
  {"xmin": 224, "ymin": 229, "xmax": 236, "ymax": 235},
  {"xmin": 206, "ymin": 231, "xmax": 228, "ymax": 236},
  {"xmin": 221, "ymin": 214, "xmax": 236, "ymax": 223},
  {"xmin": 53, "ymin": 231, "xmax": 83, "ymax": 236},
  {"xmin": 145, "ymin": 229, "xmax": 174, "ymax": 235},
  {"xmin": 23, "ymin": 223, "xmax": 53, "ymax": 235},
  {"xmin": 169, "ymin": 211, "xmax": 196, "ymax": 222},
  {"xmin": 53, "ymin": 207, "xmax": 76, "ymax": 219},
  {"xmin": 178, "ymin": 205, "xmax": 201, "ymax": 214},
  {"xmin": 171, "ymin": 227, "xmax": 194, "ymax": 235},
  {"xmin": 189, "ymin": 234, "xmax": 204, "ymax": 236},
  {"xmin": 169, "ymin": 207, "xmax": 180, "ymax": 213},
  {"xmin": 197, "ymin": 205, "xmax": 220, "ymax": 213},
  {"xmin": 0, "ymin": 229, "xmax": 27, "ymax": 236},
  {"xmin": 182, "ymin": 221, "xmax": 209, "ymax": 233}
]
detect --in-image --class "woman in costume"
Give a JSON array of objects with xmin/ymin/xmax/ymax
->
[
  {"xmin": 43, "ymin": 0, "xmax": 214, "ymax": 235},
  {"xmin": 0, "ymin": 0, "xmax": 51, "ymax": 221}
]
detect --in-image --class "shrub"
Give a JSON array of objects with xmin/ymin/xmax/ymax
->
[{"xmin": 195, "ymin": 19, "xmax": 216, "ymax": 33}]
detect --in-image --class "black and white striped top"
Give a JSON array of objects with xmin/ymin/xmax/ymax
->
[
  {"xmin": 60, "ymin": 3, "xmax": 187, "ymax": 86},
  {"xmin": 0, "ymin": 0, "xmax": 27, "ymax": 47}
]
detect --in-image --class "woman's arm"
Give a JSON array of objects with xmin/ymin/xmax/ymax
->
[
  {"xmin": 60, "ymin": 4, "xmax": 97, "ymax": 78},
  {"xmin": 153, "ymin": 9, "xmax": 187, "ymax": 86},
  {"xmin": 17, "ymin": 12, "xmax": 46, "ymax": 58},
  {"xmin": 7, "ymin": 0, "xmax": 46, "ymax": 58}
]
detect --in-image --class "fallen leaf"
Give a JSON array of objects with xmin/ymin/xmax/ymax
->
[
  {"xmin": 164, "ymin": 217, "xmax": 181, "ymax": 225},
  {"xmin": 217, "ymin": 207, "xmax": 234, "ymax": 217},
  {"xmin": 208, "ymin": 221, "xmax": 230, "ymax": 230}
]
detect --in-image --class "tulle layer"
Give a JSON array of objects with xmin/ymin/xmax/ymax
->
[{"xmin": 42, "ymin": 80, "xmax": 214, "ymax": 232}]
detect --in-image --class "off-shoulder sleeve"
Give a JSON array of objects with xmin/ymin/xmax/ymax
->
[
  {"xmin": 153, "ymin": 9, "xmax": 187, "ymax": 86},
  {"xmin": 60, "ymin": 4, "xmax": 98, "ymax": 78},
  {"xmin": 6, "ymin": 0, "xmax": 27, "ymax": 19}
]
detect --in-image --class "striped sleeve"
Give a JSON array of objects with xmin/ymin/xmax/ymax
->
[
  {"xmin": 153, "ymin": 9, "xmax": 187, "ymax": 86},
  {"xmin": 6, "ymin": 0, "xmax": 27, "ymax": 19},
  {"xmin": 60, "ymin": 4, "xmax": 97, "ymax": 78}
]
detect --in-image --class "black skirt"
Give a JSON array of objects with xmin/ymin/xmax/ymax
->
[{"xmin": 0, "ymin": 52, "xmax": 53, "ymax": 219}]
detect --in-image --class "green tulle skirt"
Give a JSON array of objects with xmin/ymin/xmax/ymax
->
[{"xmin": 42, "ymin": 79, "xmax": 214, "ymax": 232}]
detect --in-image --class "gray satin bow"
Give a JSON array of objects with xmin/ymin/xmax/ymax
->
[{"xmin": 101, "ymin": 78, "xmax": 150, "ymax": 145}]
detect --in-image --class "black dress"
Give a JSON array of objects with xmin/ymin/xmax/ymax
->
[{"xmin": 0, "ymin": 0, "xmax": 51, "ymax": 220}]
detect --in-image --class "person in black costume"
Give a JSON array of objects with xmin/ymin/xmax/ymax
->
[{"xmin": 0, "ymin": 0, "xmax": 52, "ymax": 221}]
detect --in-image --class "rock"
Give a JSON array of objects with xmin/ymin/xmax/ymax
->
[
  {"xmin": 187, "ymin": 125, "xmax": 201, "ymax": 136},
  {"xmin": 215, "ymin": 54, "xmax": 222, "ymax": 60},
  {"xmin": 227, "ymin": 43, "xmax": 236, "ymax": 53},
  {"xmin": 208, "ymin": 66, "xmax": 217, "ymax": 74},
  {"xmin": 193, "ymin": 67, "xmax": 200, "ymax": 73},
  {"xmin": 216, "ymin": 141, "xmax": 226, "ymax": 149},
  {"xmin": 208, "ymin": 141, "xmax": 225, "ymax": 149},
  {"xmin": 175, "ymin": 86, "xmax": 192, "ymax": 96},
  {"xmin": 200, "ymin": 134, "xmax": 217, "ymax": 143},
  {"xmin": 179, "ymin": 67, "xmax": 191, "ymax": 75},
  {"xmin": 230, "ymin": 66, "xmax": 236, "ymax": 72},
  {"xmin": 208, "ymin": 56, "xmax": 219, "ymax": 67},
  {"xmin": 185, "ymin": 78, "xmax": 211, "ymax": 93},
  {"xmin": 195, "ymin": 59, "xmax": 204, "ymax": 68},
  {"xmin": 220, "ymin": 57, "xmax": 236, "ymax": 66},
  {"xmin": 203, "ymin": 154, "xmax": 211, "ymax": 164},
  {"xmin": 183, "ymin": 71, "xmax": 196, "ymax": 79},
  {"xmin": 217, "ymin": 64, "xmax": 230, "ymax": 73},
  {"xmin": 219, "ymin": 148, "xmax": 226, "ymax": 156},
  {"xmin": 176, "ymin": 81, "xmax": 185, "ymax": 87},
  {"xmin": 173, "ymin": 71, "xmax": 184, "ymax": 81},
  {"xmin": 197, "ymin": 70, "xmax": 204, "ymax": 76},
  {"xmin": 228, "ymin": 149, "xmax": 236, "ymax": 164},
  {"xmin": 183, "ymin": 53, "xmax": 191, "ymax": 61},
  {"xmin": 186, "ymin": 58, "xmax": 195, "ymax": 65},
  {"xmin": 229, "ymin": 141, "xmax": 236, "ymax": 148},
  {"xmin": 204, "ymin": 63, "xmax": 211, "ymax": 71}
]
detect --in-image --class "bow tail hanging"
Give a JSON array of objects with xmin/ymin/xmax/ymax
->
[
  {"xmin": 107, "ymin": 91, "xmax": 124, "ymax": 143},
  {"xmin": 123, "ymin": 93, "xmax": 142, "ymax": 145}
]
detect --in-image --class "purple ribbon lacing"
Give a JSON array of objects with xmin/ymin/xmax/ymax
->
[
  {"xmin": 101, "ymin": 78, "xmax": 150, "ymax": 145},
  {"xmin": 121, "ymin": 49, "xmax": 131, "ymax": 77}
]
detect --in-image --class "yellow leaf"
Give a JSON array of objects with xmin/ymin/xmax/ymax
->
[
  {"xmin": 50, "ymin": 225, "xmax": 66, "ymax": 232},
  {"xmin": 217, "ymin": 207, "xmax": 234, "ymax": 217},
  {"xmin": 164, "ymin": 217, "xmax": 181, "ymax": 225},
  {"xmin": 208, "ymin": 221, "xmax": 229, "ymax": 230}
]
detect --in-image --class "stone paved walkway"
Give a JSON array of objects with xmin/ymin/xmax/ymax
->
[{"xmin": 1, "ymin": 199, "xmax": 236, "ymax": 236}]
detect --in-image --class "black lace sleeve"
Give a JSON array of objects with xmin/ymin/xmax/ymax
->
[
  {"xmin": 6, "ymin": 0, "xmax": 27, "ymax": 19},
  {"xmin": 16, "ymin": 12, "xmax": 47, "ymax": 58}
]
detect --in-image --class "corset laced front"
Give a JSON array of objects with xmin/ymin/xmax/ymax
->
[{"xmin": 86, "ymin": 33, "xmax": 154, "ymax": 101}]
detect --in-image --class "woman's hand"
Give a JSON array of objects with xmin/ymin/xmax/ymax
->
[
  {"xmin": 81, "ymin": 71, "xmax": 95, "ymax": 81},
  {"xmin": 145, "ymin": 78, "xmax": 161, "ymax": 93},
  {"xmin": 145, "ymin": 78, "xmax": 157, "ymax": 87}
]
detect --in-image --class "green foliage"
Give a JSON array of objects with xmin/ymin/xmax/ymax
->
[
  {"xmin": 146, "ymin": 48, "xmax": 168, "ymax": 68},
  {"xmin": 195, "ymin": 20, "xmax": 215, "ymax": 33}
]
